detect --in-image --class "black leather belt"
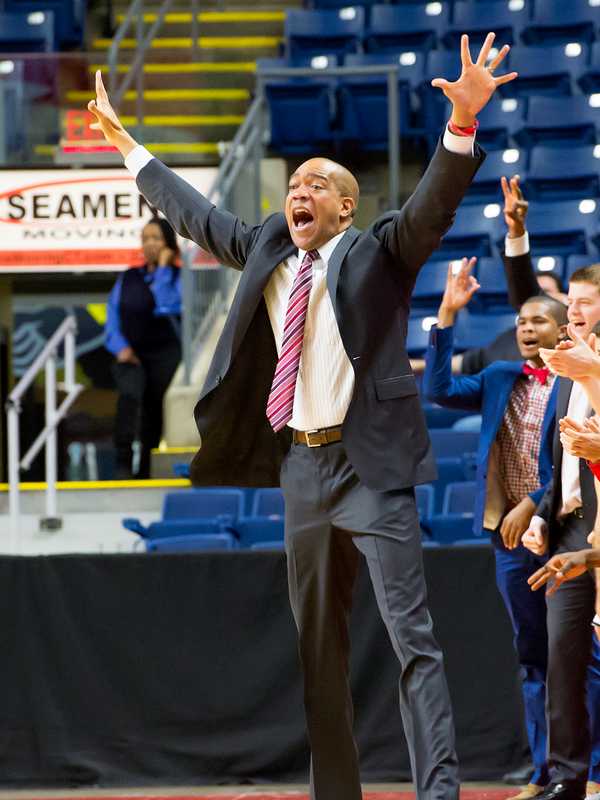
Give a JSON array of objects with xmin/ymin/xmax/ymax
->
[
  {"xmin": 293, "ymin": 426, "xmax": 343, "ymax": 447},
  {"xmin": 570, "ymin": 507, "xmax": 584, "ymax": 519}
]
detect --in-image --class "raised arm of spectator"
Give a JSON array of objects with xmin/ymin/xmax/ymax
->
[{"xmin": 500, "ymin": 175, "xmax": 539, "ymax": 309}]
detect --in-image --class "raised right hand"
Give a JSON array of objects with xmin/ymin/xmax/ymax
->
[
  {"xmin": 501, "ymin": 175, "xmax": 528, "ymax": 239},
  {"xmin": 88, "ymin": 70, "xmax": 138, "ymax": 158}
]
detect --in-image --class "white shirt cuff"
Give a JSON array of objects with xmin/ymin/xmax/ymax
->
[
  {"xmin": 443, "ymin": 125, "xmax": 475, "ymax": 157},
  {"xmin": 124, "ymin": 145, "xmax": 154, "ymax": 178},
  {"xmin": 504, "ymin": 231, "xmax": 530, "ymax": 257}
]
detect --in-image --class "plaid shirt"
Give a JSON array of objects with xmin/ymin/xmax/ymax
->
[{"xmin": 496, "ymin": 369, "xmax": 556, "ymax": 508}]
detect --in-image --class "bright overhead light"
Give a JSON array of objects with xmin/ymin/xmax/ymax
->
[
  {"xmin": 421, "ymin": 316, "xmax": 438, "ymax": 331},
  {"xmin": 27, "ymin": 11, "xmax": 45, "ymax": 24},
  {"xmin": 425, "ymin": 2, "xmax": 442, "ymax": 16},
  {"xmin": 311, "ymin": 56, "xmax": 329, "ymax": 69},
  {"xmin": 399, "ymin": 52, "xmax": 416, "ymax": 66},
  {"xmin": 579, "ymin": 199, "xmax": 596, "ymax": 214},
  {"xmin": 509, "ymin": 0, "xmax": 525, "ymax": 10},
  {"xmin": 484, "ymin": 203, "xmax": 501, "ymax": 218},
  {"xmin": 502, "ymin": 98, "xmax": 518, "ymax": 112},
  {"xmin": 537, "ymin": 256, "xmax": 556, "ymax": 272},
  {"xmin": 0, "ymin": 60, "xmax": 15, "ymax": 75},
  {"xmin": 594, "ymin": 144, "xmax": 600, "ymax": 159},
  {"xmin": 502, "ymin": 148, "xmax": 520, "ymax": 164},
  {"xmin": 339, "ymin": 7, "xmax": 356, "ymax": 19},
  {"xmin": 565, "ymin": 42, "xmax": 582, "ymax": 57},
  {"xmin": 589, "ymin": 0, "xmax": 600, "ymax": 7},
  {"xmin": 589, "ymin": 94, "xmax": 600, "ymax": 108}
]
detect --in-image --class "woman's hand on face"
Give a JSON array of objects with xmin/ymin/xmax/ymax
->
[{"xmin": 158, "ymin": 247, "xmax": 176, "ymax": 267}]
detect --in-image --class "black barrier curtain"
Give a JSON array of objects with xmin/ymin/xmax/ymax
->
[{"xmin": 0, "ymin": 547, "xmax": 527, "ymax": 788}]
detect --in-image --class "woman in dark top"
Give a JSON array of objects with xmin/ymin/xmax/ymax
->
[{"xmin": 105, "ymin": 216, "xmax": 182, "ymax": 478}]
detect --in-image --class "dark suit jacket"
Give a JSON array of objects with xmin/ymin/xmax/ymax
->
[
  {"xmin": 503, "ymin": 249, "xmax": 596, "ymax": 547},
  {"xmin": 136, "ymin": 141, "xmax": 484, "ymax": 491},
  {"xmin": 423, "ymin": 324, "xmax": 557, "ymax": 534}
]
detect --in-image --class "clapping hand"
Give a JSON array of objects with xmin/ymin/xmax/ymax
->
[
  {"xmin": 431, "ymin": 32, "xmax": 518, "ymax": 127},
  {"xmin": 539, "ymin": 323, "xmax": 600, "ymax": 382},
  {"xmin": 559, "ymin": 415, "xmax": 600, "ymax": 462}
]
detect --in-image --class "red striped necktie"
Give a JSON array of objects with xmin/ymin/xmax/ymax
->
[{"xmin": 266, "ymin": 248, "xmax": 319, "ymax": 432}]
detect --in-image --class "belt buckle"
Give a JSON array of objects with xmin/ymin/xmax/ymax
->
[{"xmin": 305, "ymin": 429, "xmax": 321, "ymax": 448}]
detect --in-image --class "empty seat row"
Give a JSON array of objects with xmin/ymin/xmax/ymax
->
[
  {"xmin": 286, "ymin": 2, "xmax": 600, "ymax": 61},
  {"xmin": 0, "ymin": 1, "xmax": 85, "ymax": 52}
]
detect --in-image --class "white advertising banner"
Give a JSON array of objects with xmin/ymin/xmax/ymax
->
[{"xmin": 0, "ymin": 167, "xmax": 218, "ymax": 272}]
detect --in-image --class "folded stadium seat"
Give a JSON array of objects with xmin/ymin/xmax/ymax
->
[
  {"xmin": 429, "ymin": 429, "xmax": 479, "ymax": 460},
  {"xmin": 522, "ymin": 0, "xmax": 599, "ymax": 46},
  {"xmin": 454, "ymin": 310, "xmax": 518, "ymax": 350},
  {"xmin": 250, "ymin": 541, "xmax": 286, "ymax": 550},
  {"xmin": 431, "ymin": 457, "xmax": 468, "ymax": 512},
  {"xmin": 412, "ymin": 259, "xmax": 451, "ymax": 310},
  {"xmin": 443, "ymin": 1, "xmax": 529, "ymax": 49},
  {"xmin": 407, "ymin": 314, "xmax": 438, "ymax": 356},
  {"xmin": 527, "ymin": 145, "xmax": 600, "ymax": 201},
  {"xmin": 579, "ymin": 43, "xmax": 600, "ymax": 95},
  {"xmin": 0, "ymin": 10, "xmax": 56, "ymax": 52},
  {"xmin": 466, "ymin": 148, "xmax": 527, "ymax": 204},
  {"xmin": 475, "ymin": 97, "xmax": 525, "ymax": 151},
  {"xmin": 364, "ymin": 3, "xmax": 450, "ymax": 54},
  {"xmin": 503, "ymin": 44, "xmax": 587, "ymax": 98},
  {"xmin": 566, "ymin": 253, "xmax": 598, "ymax": 281},
  {"xmin": 338, "ymin": 51, "xmax": 425, "ymax": 149},
  {"xmin": 421, "ymin": 513, "xmax": 477, "ymax": 544},
  {"xmin": 285, "ymin": 8, "xmax": 365, "ymax": 60},
  {"xmin": 474, "ymin": 257, "xmax": 512, "ymax": 312},
  {"xmin": 415, "ymin": 483, "xmax": 435, "ymax": 520},
  {"xmin": 258, "ymin": 55, "xmax": 338, "ymax": 152},
  {"xmin": 532, "ymin": 254, "xmax": 566, "ymax": 281},
  {"xmin": 520, "ymin": 199, "xmax": 598, "ymax": 256},
  {"xmin": 251, "ymin": 487, "xmax": 285, "ymax": 518},
  {"xmin": 236, "ymin": 518, "xmax": 285, "ymax": 548},
  {"xmin": 442, "ymin": 481, "xmax": 477, "ymax": 515},
  {"xmin": 123, "ymin": 517, "xmax": 237, "ymax": 543},
  {"xmin": 146, "ymin": 533, "xmax": 238, "ymax": 552},
  {"xmin": 5, "ymin": 0, "xmax": 84, "ymax": 49},
  {"xmin": 517, "ymin": 95, "xmax": 600, "ymax": 148},
  {"xmin": 438, "ymin": 202, "xmax": 504, "ymax": 259}
]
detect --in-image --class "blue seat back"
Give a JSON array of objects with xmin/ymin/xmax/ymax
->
[
  {"xmin": 407, "ymin": 315, "xmax": 437, "ymax": 356},
  {"xmin": 0, "ymin": 10, "xmax": 55, "ymax": 52},
  {"xmin": 527, "ymin": 145, "xmax": 600, "ymax": 200},
  {"xmin": 162, "ymin": 488, "xmax": 245, "ymax": 521},
  {"xmin": 506, "ymin": 44, "xmax": 587, "ymax": 97},
  {"xmin": 422, "ymin": 514, "xmax": 476, "ymax": 544},
  {"xmin": 237, "ymin": 518, "xmax": 285, "ymax": 548},
  {"xmin": 439, "ymin": 203, "xmax": 504, "ymax": 258},
  {"xmin": 521, "ymin": 96, "xmax": 600, "ymax": 147},
  {"xmin": 446, "ymin": 1, "xmax": 528, "ymax": 48},
  {"xmin": 525, "ymin": 199, "xmax": 598, "ymax": 255},
  {"xmin": 454, "ymin": 311, "xmax": 517, "ymax": 350},
  {"xmin": 476, "ymin": 97, "xmax": 525, "ymax": 150},
  {"xmin": 467, "ymin": 148, "xmax": 527, "ymax": 204},
  {"xmin": 412, "ymin": 259, "xmax": 451, "ymax": 307},
  {"xmin": 365, "ymin": 3, "xmax": 450, "ymax": 53},
  {"xmin": 251, "ymin": 488, "xmax": 285, "ymax": 517},
  {"xmin": 286, "ymin": 8, "xmax": 365, "ymax": 59},
  {"xmin": 429, "ymin": 429, "xmax": 480, "ymax": 460},
  {"xmin": 566, "ymin": 254, "xmax": 598, "ymax": 281},
  {"xmin": 415, "ymin": 484, "xmax": 434, "ymax": 520},
  {"xmin": 443, "ymin": 481, "xmax": 477, "ymax": 515},
  {"xmin": 579, "ymin": 42, "xmax": 600, "ymax": 94},
  {"xmin": 523, "ymin": 0, "xmax": 599, "ymax": 45},
  {"xmin": 146, "ymin": 533, "xmax": 238, "ymax": 552}
]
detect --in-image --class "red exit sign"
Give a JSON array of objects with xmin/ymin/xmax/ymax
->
[{"xmin": 60, "ymin": 110, "xmax": 118, "ymax": 154}]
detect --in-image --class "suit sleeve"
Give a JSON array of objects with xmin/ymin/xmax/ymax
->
[
  {"xmin": 423, "ymin": 324, "xmax": 484, "ymax": 410},
  {"xmin": 135, "ymin": 159, "xmax": 262, "ymax": 270},
  {"xmin": 502, "ymin": 249, "xmax": 542, "ymax": 310},
  {"xmin": 534, "ymin": 479, "xmax": 553, "ymax": 522},
  {"xmin": 376, "ymin": 135, "xmax": 485, "ymax": 275}
]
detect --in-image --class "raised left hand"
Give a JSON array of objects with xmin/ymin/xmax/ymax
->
[{"xmin": 431, "ymin": 32, "xmax": 517, "ymax": 127}]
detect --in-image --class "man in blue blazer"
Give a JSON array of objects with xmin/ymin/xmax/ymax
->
[{"xmin": 424, "ymin": 258, "xmax": 567, "ymax": 800}]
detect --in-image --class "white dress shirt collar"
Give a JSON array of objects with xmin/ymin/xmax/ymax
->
[{"xmin": 297, "ymin": 229, "xmax": 347, "ymax": 269}]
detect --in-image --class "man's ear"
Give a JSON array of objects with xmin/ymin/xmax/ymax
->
[
  {"xmin": 340, "ymin": 197, "xmax": 354, "ymax": 220},
  {"xmin": 557, "ymin": 324, "xmax": 568, "ymax": 341}
]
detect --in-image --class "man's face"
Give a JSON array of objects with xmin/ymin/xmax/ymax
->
[
  {"xmin": 516, "ymin": 300, "xmax": 563, "ymax": 361},
  {"xmin": 285, "ymin": 158, "xmax": 354, "ymax": 251},
  {"xmin": 567, "ymin": 281, "xmax": 600, "ymax": 338}
]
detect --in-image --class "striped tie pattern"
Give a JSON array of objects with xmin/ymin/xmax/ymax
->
[{"xmin": 266, "ymin": 249, "xmax": 319, "ymax": 432}]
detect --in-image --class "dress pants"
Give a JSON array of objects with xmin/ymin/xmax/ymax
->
[
  {"xmin": 546, "ymin": 513, "xmax": 600, "ymax": 790},
  {"xmin": 490, "ymin": 531, "xmax": 549, "ymax": 787},
  {"xmin": 280, "ymin": 440, "xmax": 459, "ymax": 800}
]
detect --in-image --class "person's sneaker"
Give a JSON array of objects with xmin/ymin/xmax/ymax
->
[
  {"xmin": 507, "ymin": 784, "xmax": 546, "ymax": 800},
  {"xmin": 586, "ymin": 781, "xmax": 600, "ymax": 800}
]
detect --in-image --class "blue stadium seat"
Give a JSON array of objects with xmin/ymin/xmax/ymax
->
[
  {"xmin": 236, "ymin": 518, "xmax": 285, "ymax": 548},
  {"xmin": 442, "ymin": 481, "xmax": 477, "ymax": 514},
  {"xmin": 438, "ymin": 203, "xmax": 504, "ymax": 258},
  {"xmin": 338, "ymin": 51, "xmax": 424, "ymax": 147},
  {"xmin": 524, "ymin": 199, "xmax": 599, "ymax": 256},
  {"xmin": 0, "ymin": 10, "xmax": 55, "ymax": 52},
  {"xmin": 418, "ymin": 49, "xmax": 462, "ymax": 134},
  {"xmin": 311, "ymin": 0, "xmax": 377, "ymax": 10},
  {"xmin": 424, "ymin": 404, "xmax": 472, "ymax": 429},
  {"xmin": 162, "ymin": 488, "xmax": 245, "ymax": 521},
  {"xmin": 421, "ymin": 513, "xmax": 476, "ymax": 544},
  {"xmin": 364, "ymin": 3, "xmax": 450, "ymax": 54},
  {"xmin": 123, "ymin": 517, "xmax": 236, "ymax": 541},
  {"xmin": 258, "ymin": 56, "xmax": 338, "ymax": 152},
  {"xmin": 432, "ymin": 456, "xmax": 468, "ymax": 512},
  {"xmin": 407, "ymin": 315, "xmax": 437, "ymax": 356},
  {"xmin": 566, "ymin": 253, "xmax": 598, "ymax": 280},
  {"xmin": 146, "ymin": 533, "xmax": 238, "ymax": 552},
  {"xmin": 532, "ymin": 254, "xmax": 566, "ymax": 281},
  {"xmin": 579, "ymin": 42, "xmax": 600, "ymax": 95},
  {"xmin": 415, "ymin": 483, "xmax": 435, "ymax": 520},
  {"xmin": 522, "ymin": 0, "xmax": 599, "ymax": 46},
  {"xmin": 429, "ymin": 429, "xmax": 479, "ymax": 460},
  {"xmin": 454, "ymin": 310, "xmax": 517, "ymax": 350},
  {"xmin": 518, "ymin": 95, "xmax": 600, "ymax": 148},
  {"xmin": 250, "ymin": 541, "xmax": 286, "ymax": 550},
  {"xmin": 172, "ymin": 462, "xmax": 191, "ymax": 478},
  {"xmin": 4, "ymin": 0, "xmax": 85, "ymax": 49},
  {"xmin": 476, "ymin": 97, "xmax": 525, "ymax": 150},
  {"xmin": 527, "ymin": 145, "xmax": 600, "ymax": 201},
  {"xmin": 474, "ymin": 257, "xmax": 512, "ymax": 310},
  {"xmin": 452, "ymin": 537, "xmax": 491, "ymax": 547},
  {"xmin": 504, "ymin": 44, "xmax": 587, "ymax": 97},
  {"xmin": 444, "ymin": 1, "xmax": 528, "ymax": 49},
  {"xmin": 251, "ymin": 488, "xmax": 285, "ymax": 517},
  {"xmin": 285, "ymin": 8, "xmax": 364, "ymax": 60},
  {"xmin": 466, "ymin": 148, "xmax": 527, "ymax": 204},
  {"xmin": 412, "ymin": 259, "xmax": 450, "ymax": 308}
]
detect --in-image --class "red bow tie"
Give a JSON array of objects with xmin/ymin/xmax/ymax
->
[{"xmin": 523, "ymin": 363, "xmax": 550, "ymax": 385}]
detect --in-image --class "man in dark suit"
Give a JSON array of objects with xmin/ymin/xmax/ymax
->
[
  {"xmin": 501, "ymin": 179, "xmax": 600, "ymax": 800},
  {"xmin": 88, "ymin": 33, "xmax": 516, "ymax": 800}
]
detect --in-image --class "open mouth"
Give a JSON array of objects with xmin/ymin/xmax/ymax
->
[
  {"xmin": 521, "ymin": 338, "xmax": 539, "ymax": 349},
  {"xmin": 292, "ymin": 208, "xmax": 314, "ymax": 230}
]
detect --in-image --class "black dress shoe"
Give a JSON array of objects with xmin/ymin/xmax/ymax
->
[
  {"xmin": 504, "ymin": 765, "xmax": 535, "ymax": 785},
  {"xmin": 536, "ymin": 782, "xmax": 586, "ymax": 800}
]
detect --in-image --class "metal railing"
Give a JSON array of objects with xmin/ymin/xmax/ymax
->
[
  {"xmin": 180, "ymin": 63, "xmax": 402, "ymax": 383},
  {"xmin": 6, "ymin": 315, "xmax": 83, "ymax": 552},
  {"xmin": 108, "ymin": 0, "xmax": 176, "ymax": 139}
]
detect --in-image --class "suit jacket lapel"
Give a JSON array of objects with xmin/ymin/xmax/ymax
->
[
  {"xmin": 326, "ymin": 226, "xmax": 360, "ymax": 318},
  {"xmin": 557, "ymin": 377, "xmax": 572, "ymax": 419}
]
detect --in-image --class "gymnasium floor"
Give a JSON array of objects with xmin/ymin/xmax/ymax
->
[{"xmin": 0, "ymin": 784, "xmax": 515, "ymax": 800}]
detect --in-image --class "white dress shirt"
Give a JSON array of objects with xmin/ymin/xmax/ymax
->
[{"xmin": 124, "ymin": 126, "xmax": 475, "ymax": 430}]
